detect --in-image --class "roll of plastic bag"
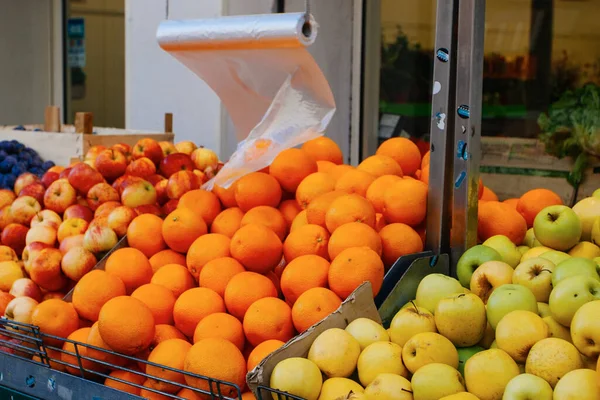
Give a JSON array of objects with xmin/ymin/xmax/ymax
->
[{"xmin": 157, "ymin": 12, "xmax": 336, "ymax": 189}]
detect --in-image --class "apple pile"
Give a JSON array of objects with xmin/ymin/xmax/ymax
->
[{"xmin": 0, "ymin": 138, "xmax": 220, "ymax": 302}]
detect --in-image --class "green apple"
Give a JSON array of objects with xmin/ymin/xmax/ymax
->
[
  {"xmin": 456, "ymin": 245, "xmax": 502, "ymax": 288},
  {"xmin": 502, "ymin": 373, "xmax": 553, "ymax": 400},
  {"xmin": 482, "ymin": 235, "xmax": 522, "ymax": 268},
  {"xmin": 486, "ymin": 284, "xmax": 538, "ymax": 329},
  {"xmin": 415, "ymin": 273, "xmax": 464, "ymax": 314},
  {"xmin": 552, "ymin": 257, "xmax": 600, "ymax": 287},
  {"xmin": 456, "ymin": 346, "xmax": 484, "ymax": 376},
  {"xmin": 569, "ymin": 299, "xmax": 600, "ymax": 357},
  {"xmin": 434, "ymin": 293, "xmax": 487, "ymax": 347},
  {"xmin": 591, "ymin": 216, "xmax": 600, "ymax": 245},
  {"xmin": 533, "ymin": 205, "xmax": 582, "ymax": 251},
  {"xmin": 523, "ymin": 228, "xmax": 536, "ymax": 247},
  {"xmin": 512, "ymin": 257, "xmax": 555, "ymax": 302},
  {"xmin": 548, "ymin": 275, "xmax": 600, "ymax": 327},
  {"xmin": 539, "ymin": 249, "xmax": 571, "ymax": 265},
  {"xmin": 572, "ymin": 196, "xmax": 600, "ymax": 241}
]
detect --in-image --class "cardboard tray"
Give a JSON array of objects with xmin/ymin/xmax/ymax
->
[{"xmin": 246, "ymin": 282, "xmax": 380, "ymax": 398}]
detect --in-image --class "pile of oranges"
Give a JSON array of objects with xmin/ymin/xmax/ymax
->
[{"xmin": 1, "ymin": 136, "xmax": 430, "ymax": 399}]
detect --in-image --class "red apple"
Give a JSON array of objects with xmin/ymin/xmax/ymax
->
[
  {"xmin": 146, "ymin": 174, "xmax": 165, "ymax": 186},
  {"xmin": 43, "ymin": 179, "xmax": 77, "ymax": 214},
  {"xmin": 167, "ymin": 170, "xmax": 200, "ymax": 199},
  {"xmin": 154, "ymin": 180, "xmax": 169, "ymax": 206},
  {"xmin": 29, "ymin": 248, "xmax": 67, "ymax": 291},
  {"xmin": 59, "ymin": 235, "xmax": 84, "ymax": 255},
  {"xmin": 1, "ymin": 223, "xmax": 29, "ymax": 255},
  {"xmin": 162, "ymin": 199, "xmax": 179, "ymax": 215},
  {"xmin": 41, "ymin": 171, "xmax": 60, "ymax": 188},
  {"xmin": 175, "ymin": 141, "xmax": 197, "ymax": 155},
  {"xmin": 68, "ymin": 163, "xmax": 105, "ymax": 196},
  {"xmin": 14, "ymin": 173, "xmax": 40, "ymax": 195},
  {"xmin": 112, "ymin": 175, "xmax": 128, "ymax": 193},
  {"xmin": 90, "ymin": 215, "xmax": 109, "ymax": 229},
  {"xmin": 111, "ymin": 143, "xmax": 132, "ymax": 160},
  {"xmin": 77, "ymin": 197, "xmax": 89, "ymax": 207},
  {"xmin": 63, "ymin": 204, "xmax": 94, "ymax": 223},
  {"xmin": 84, "ymin": 145, "xmax": 107, "ymax": 163},
  {"xmin": 159, "ymin": 141, "xmax": 178, "ymax": 157},
  {"xmin": 10, "ymin": 196, "xmax": 41, "ymax": 225},
  {"xmin": 0, "ymin": 206, "xmax": 13, "ymax": 230},
  {"xmin": 18, "ymin": 183, "xmax": 46, "ymax": 205},
  {"xmin": 30, "ymin": 210, "xmax": 62, "ymax": 229},
  {"xmin": 4, "ymin": 296, "xmax": 39, "ymax": 324},
  {"xmin": 125, "ymin": 157, "xmax": 156, "ymax": 179},
  {"xmin": 86, "ymin": 183, "xmax": 119, "ymax": 211},
  {"xmin": 107, "ymin": 206, "xmax": 137, "ymax": 237},
  {"xmin": 94, "ymin": 148, "xmax": 128, "ymax": 182},
  {"xmin": 0, "ymin": 291, "xmax": 15, "ymax": 315},
  {"xmin": 9, "ymin": 278, "xmax": 43, "ymax": 302},
  {"xmin": 193, "ymin": 169, "xmax": 207, "ymax": 184},
  {"xmin": 22, "ymin": 242, "xmax": 53, "ymax": 275},
  {"xmin": 132, "ymin": 138, "xmax": 163, "ymax": 165},
  {"xmin": 57, "ymin": 218, "xmax": 88, "ymax": 243},
  {"xmin": 83, "ymin": 225, "xmax": 118, "ymax": 254},
  {"xmin": 191, "ymin": 147, "xmax": 219, "ymax": 172},
  {"xmin": 0, "ymin": 189, "xmax": 16, "ymax": 209},
  {"xmin": 121, "ymin": 180, "xmax": 157, "ymax": 208},
  {"xmin": 94, "ymin": 201, "xmax": 121, "ymax": 218},
  {"xmin": 159, "ymin": 153, "xmax": 195, "ymax": 178},
  {"xmin": 61, "ymin": 246, "xmax": 97, "ymax": 281},
  {"xmin": 114, "ymin": 175, "xmax": 145, "ymax": 196},
  {"xmin": 58, "ymin": 167, "xmax": 72, "ymax": 180},
  {"xmin": 134, "ymin": 204, "xmax": 163, "ymax": 217},
  {"xmin": 25, "ymin": 225, "xmax": 57, "ymax": 246},
  {"xmin": 0, "ymin": 245, "xmax": 18, "ymax": 262}
]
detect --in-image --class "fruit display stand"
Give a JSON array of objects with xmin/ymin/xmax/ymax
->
[{"xmin": 0, "ymin": 107, "xmax": 175, "ymax": 167}]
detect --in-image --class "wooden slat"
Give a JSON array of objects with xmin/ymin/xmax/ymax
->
[
  {"xmin": 44, "ymin": 106, "xmax": 61, "ymax": 133},
  {"xmin": 74, "ymin": 112, "xmax": 94, "ymax": 134}
]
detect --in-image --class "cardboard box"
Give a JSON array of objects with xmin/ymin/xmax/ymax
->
[
  {"xmin": 246, "ymin": 282, "xmax": 380, "ymax": 399},
  {"xmin": 480, "ymin": 137, "xmax": 600, "ymax": 205},
  {"xmin": 0, "ymin": 124, "xmax": 174, "ymax": 167}
]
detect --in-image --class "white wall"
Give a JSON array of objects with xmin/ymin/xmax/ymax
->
[
  {"xmin": 0, "ymin": 0, "xmax": 61, "ymax": 125},
  {"xmin": 126, "ymin": 0, "xmax": 356, "ymax": 162}
]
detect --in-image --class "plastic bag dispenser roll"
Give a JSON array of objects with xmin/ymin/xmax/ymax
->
[{"xmin": 157, "ymin": 12, "xmax": 336, "ymax": 189}]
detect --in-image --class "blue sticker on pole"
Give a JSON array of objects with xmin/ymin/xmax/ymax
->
[
  {"xmin": 67, "ymin": 18, "xmax": 86, "ymax": 68},
  {"xmin": 457, "ymin": 105, "xmax": 470, "ymax": 119},
  {"xmin": 436, "ymin": 48, "xmax": 449, "ymax": 62}
]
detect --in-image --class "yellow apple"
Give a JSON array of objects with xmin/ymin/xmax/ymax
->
[
  {"xmin": 357, "ymin": 341, "xmax": 408, "ymax": 386},
  {"xmin": 308, "ymin": 328, "xmax": 360, "ymax": 378},
  {"xmin": 402, "ymin": 332, "xmax": 458, "ymax": 373},
  {"xmin": 364, "ymin": 373, "xmax": 412, "ymax": 400},
  {"xmin": 572, "ymin": 196, "xmax": 600, "ymax": 241},
  {"xmin": 434, "ymin": 293, "xmax": 486, "ymax": 347},
  {"xmin": 495, "ymin": 310, "xmax": 549, "ymax": 363},
  {"xmin": 543, "ymin": 316, "xmax": 572, "ymax": 342},
  {"xmin": 439, "ymin": 393, "xmax": 480, "ymax": 400},
  {"xmin": 537, "ymin": 302, "xmax": 552, "ymax": 318},
  {"xmin": 464, "ymin": 349, "xmax": 519, "ymax": 399},
  {"xmin": 502, "ymin": 373, "xmax": 552, "ymax": 400},
  {"xmin": 411, "ymin": 363, "xmax": 465, "ymax": 400},
  {"xmin": 389, "ymin": 303, "xmax": 437, "ymax": 347},
  {"xmin": 483, "ymin": 235, "xmax": 522, "ymax": 268},
  {"xmin": 415, "ymin": 274, "xmax": 464, "ymax": 314},
  {"xmin": 469, "ymin": 260, "xmax": 513, "ymax": 303},
  {"xmin": 318, "ymin": 378, "xmax": 364, "ymax": 400},
  {"xmin": 539, "ymin": 249, "xmax": 571, "ymax": 265},
  {"xmin": 512, "ymin": 257, "xmax": 555, "ymax": 302},
  {"xmin": 270, "ymin": 357, "xmax": 322, "ymax": 400},
  {"xmin": 525, "ymin": 337, "xmax": 583, "ymax": 387},
  {"xmin": 570, "ymin": 300, "xmax": 600, "ymax": 358},
  {"xmin": 553, "ymin": 368, "xmax": 600, "ymax": 400},
  {"xmin": 345, "ymin": 318, "xmax": 389, "ymax": 350},
  {"xmin": 520, "ymin": 246, "xmax": 551, "ymax": 262},
  {"xmin": 569, "ymin": 241, "xmax": 600, "ymax": 259}
]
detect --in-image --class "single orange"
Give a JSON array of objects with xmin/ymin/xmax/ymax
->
[
  {"xmin": 87, "ymin": 321, "xmax": 128, "ymax": 369},
  {"xmin": 61, "ymin": 327, "xmax": 96, "ymax": 375},
  {"xmin": 186, "ymin": 233, "xmax": 231, "ymax": 280},
  {"xmin": 127, "ymin": 214, "xmax": 167, "ymax": 258},
  {"xmin": 328, "ymin": 247, "xmax": 384, "ymax": 299},
  {"xmin": 283, "ymin": 224, "xmax": 330, "ymax": 262},
  {"xmin": 162, "ymin": 208, "xmax": 207, "ymax": 253},
  {"xmin": 98, "ymin": 296, "xmax": 155, "ymax": 355},
  {"xmin": 193, "ymin": 312, "xmax": 245, "ymax": 351},
  {"xmin": 105, "ymin": 247, "xmax": 153, "ymax": 294},
  {"xmin": 478, "ymin": 177, "xmax": 484, "ymax": 199},
  {"xmin": 383, "ymin": 179, "xmax": 428, "ymax": 227},
  {"xmin": 376, "ymin": 137, "xmax": 421, "ymax": 176},
  {"xmin": 366, "ymin": 175, "xmax": 403, "ymax": 214},
  {"xmin": 131, "ymin": 284, "xmax": 176, "ymax": 325},
  {"xmin": 146, "ymin": 338, "xmax": 192, "ymax": 393},
  {"xmin": 243, "ymin": 297, "xmax": 295, "ymax": 347},
  {"xmin": 178, "ymin": 189, "xmax": 221, "ymax": 226},
  {"xmin": 134, "ymin": 324, "xmax": 189, "ymax": 370},
  {"xmin": 230, "ymin": 224, "xmax": 283, "ymax": 274},
  {"xmin": 290, "ymin": 209, "xmax": 309, "ymax": 232},
  {"xmin": 503, "ymin": 198, "xmax": 519, "ymax": 209},
  {"xmin": 149, "ymin": 249, "xmax": 187, "ymax": 274},
  {"xmin": 478, "ymin": 201, "xmax": 527, "ymax": 244},
  {"xmin": 306, "ymin": 190, "xmax": 346, "ymax": 228},
  {"xmin": 420, "ymin": 164, "xmax": 429, "ymax": 185},
  {"xmin": 480, "ymin": 186, "xmax": 499, "ymax": 202},
  {"xmin": 327, "ymin": 222, "xmax": 382, "ymax": 260},
  {"xmin": 173, "ymin": 287, "xmax": 225, "ymax": 337},
  {"xmin": 104, "ymin": 369, "xmax": 146, "ymax": 395},
  {"xmin": 269, "ymin": 148, "xmax": 318, "ymax": 193},
  {"xmin": 246, "ymin": 339, "xmax": 284, "ymax": 372},
  {"xmin": 334, "ymin": 169, "xmax": 377, "ymax": 197},
  {"xmin": 278, "ymin": 200, "xmax": 302, "ymax": 228},
  {"xmin": 357, "ymin": 155, "xmax": 403, "ymax": 178},
  {"xmin": 296, "ymin": 172, "xmax": 336, "ymax": 209},
  {"xmin": 379, "ymin": 223, "xmax": 424, "ymax": 267},
  {"xmin": 198, "ymin": 257, "xmax": 245, "ymax": 297},
  {"xmin": 240, "ymin": 206, "xmax": 287, "ymax": 240},
  {"xmin": 316, "ymin": 160, "xmax": 337, "ymax": 173},
  {"xmin": 291, "ymin": 287, "xmax": 342, "ymax": 332},
  {"xmin": 210, "ymin": 207, "xmax": 244, "ymax": 238},
  {"xmin": 213, "ymin": 182, "xmax": 238, "ymax": 209},
  {"xmin": 421, "ymin": 151, "xmax": 430, "ymax": 169},
  {"xmin": 328, "ymin": 164, "xmax": 355, "ymax": 181},
  {"xmin": 31, "ymin": 299, "xmax": 79, "ymax": 346},
  {"xmin": 325, "ymin": 193, "xmax": 377, "ymax": 233},
  {"xmin": 72, "ymin": 270, "xmax": 126, "ymax": 322},
  {"xmin": 280, "ymin": 255, "xmax": 330, "ymax": 304},
  {"xmin": 516, "ymin": 188, "xmax": 563, "ymax": 227},
  {"xmin": 234, "ymin": 172, "xmax": 282, "ymax": 212},
  {"xmin": 151, "ymin": 263, "xmax": 196, "ymax": 298},
  {"xmin": 301, "ymin": 137, "xmax": 343, "ymax": 164},
  {"xmin": 224, "ymin": 271, "xmax": 278, "ymax": 320}
]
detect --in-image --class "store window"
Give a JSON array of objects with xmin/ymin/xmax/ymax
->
[{"xmin": 378, "ymin": 0, "xmax": 600, "ymax": 141}]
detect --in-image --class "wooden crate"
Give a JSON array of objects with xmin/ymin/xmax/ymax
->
[{"xmin": 0, "ymin": 109, "xmax": 174, "ymax": 167}]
